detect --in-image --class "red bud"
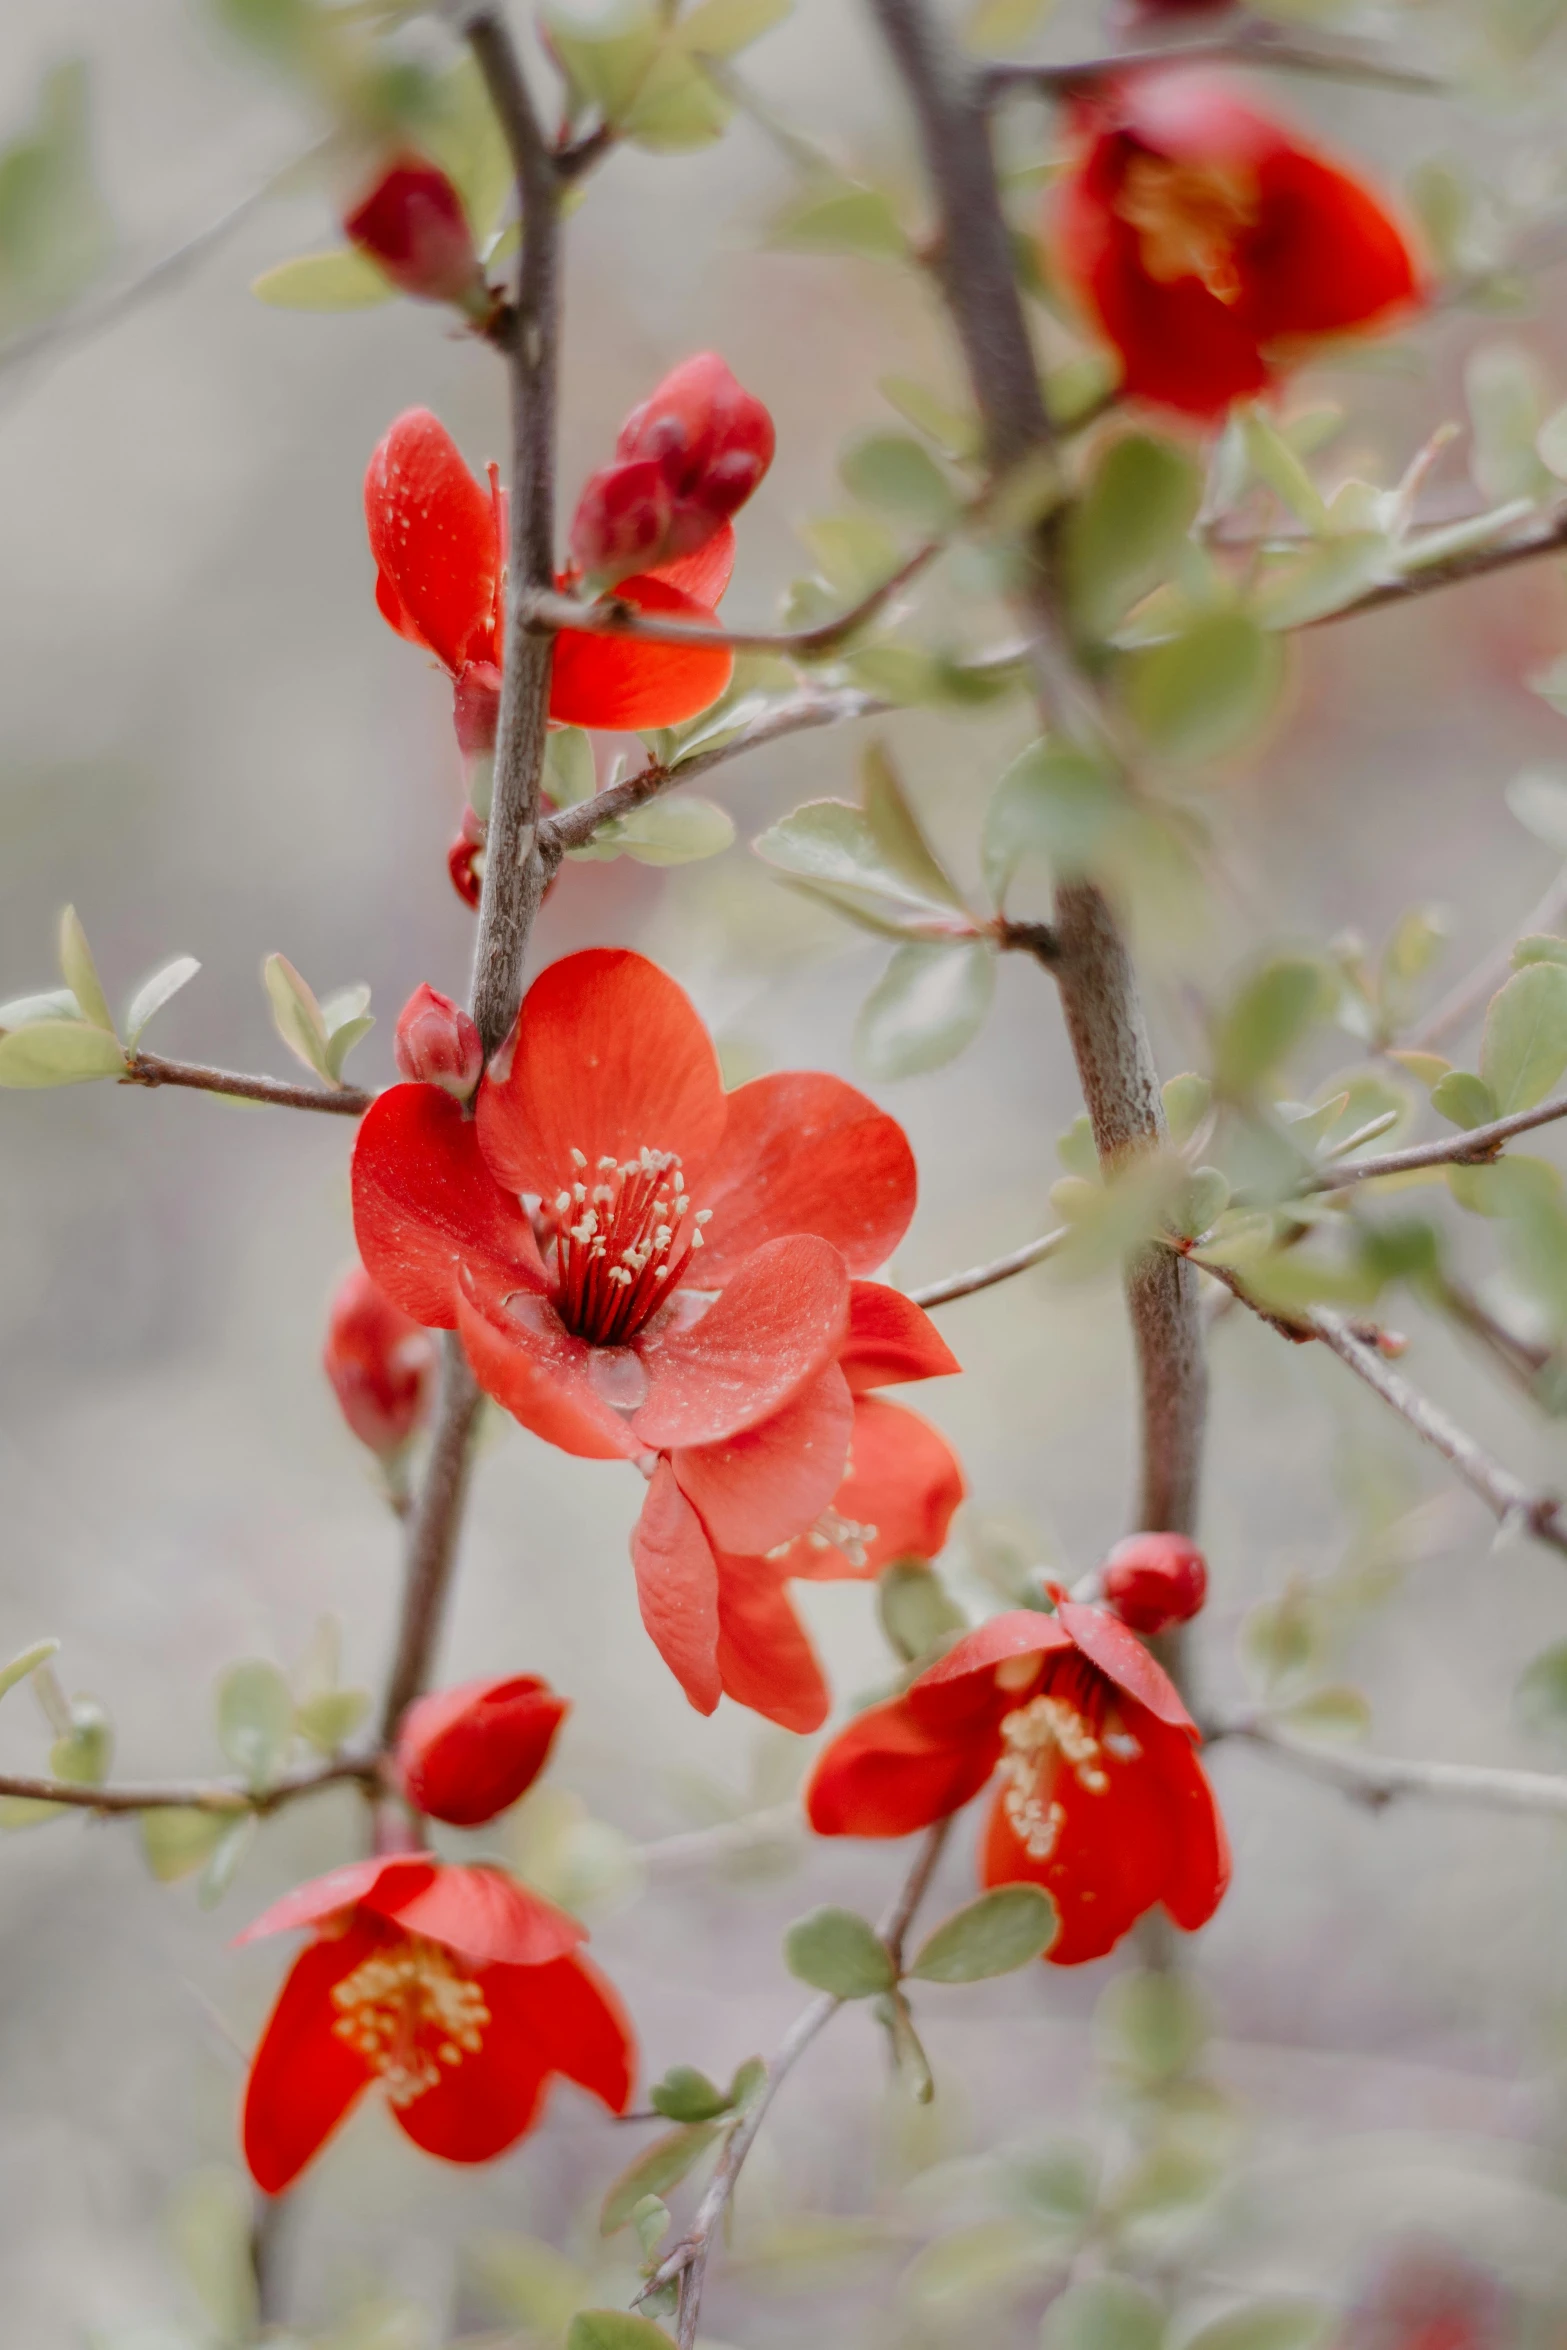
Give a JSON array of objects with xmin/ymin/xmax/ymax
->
[
  {"xmin": 568, "ymin": 458, "xmax": 676, "ymax": 582},
  {"xmin": 344, "ymin": 155, "xmax": 483, "ymax": 308},
  {"xmin": 568, "ymin": 353, "xmax": 775, "ymax": 584},
  {"xmin": 447, "ymin": 807, "xmax": 486, "ymax": 911},
  {"xmin": 1101, "ymin": 1534, "xmax": 1208, "ymax": 1635},
  {"xmin": 323, "ymin": 1262, "xmax": 437, "ymax": 1458},
  {"xmin": 453, "ymin": 660, "xmax": 502, "ymax": 759},
  {"xmin": 394, "ymin": 984, "xmax": 483, "ymax": 1099},
  {"xmin": 396, "ymin": 1674, "xmax": 570, "ymax": 1825}
]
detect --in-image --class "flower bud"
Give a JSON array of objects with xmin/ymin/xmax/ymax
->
[
  {"xmin": 323, "ymin": 1262, "xmax": 437, "ymax": 1458},
  {"xmin": 614, "ymin": 352, "xmax": 775, "ymax": 517},
  {"xmin": 344, "ymin": 155, "xmax": 483, "ymax": 308},
  {"xmin": 568, "ymin": 458, "xmax": 677, "ymax": 583},
  {"xmin": 394, "ymin": 983, "xmax": 483, "ymax": 1100},
  {"xmin": 447, "ymin": 806, "xmax": 486, "ymax": 911},
  {"xmin": 395, "ymin": 1674, "xmax": 569, "ymax": 1825},
  {"xmin": 1101, "ymin": 1534, "xmax": 1208, "ymax": 1635}
]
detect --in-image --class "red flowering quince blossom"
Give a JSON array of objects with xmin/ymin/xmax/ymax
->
[
  {"xmin": 238, "ymin": 1854, "xmax": 633, "ymax": 2193},
  {"xmin": 395, "ymin": 1672, "xmax": 569, "ymax": 1827},
  {"xmin": 1052, "ymin": 68, "xmax": 1422, "ymax": 418},
  {"xmin": 806, "ymin": 1598, "xmax": 1230, "ymax": 1964},
  {"xmin": 715, "ymin": 1396, "xmax": 965, "ymax": 1736},
  {"xmin": 322, "ymin": 1259, "xmax": 438, "ymax": 1459},
  {"xmin": 352, "ymin": 947, "xmax": 957, "ymax": 1716}
]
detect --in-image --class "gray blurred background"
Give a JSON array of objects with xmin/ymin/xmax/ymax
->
[{"xmin": 7, "ymin": 0, "xmax": 1567, "ymax": 2342}]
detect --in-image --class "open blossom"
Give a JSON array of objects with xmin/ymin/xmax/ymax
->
[
  {"xmin": 396, "ymin": 1673, "xmax": 569, "ymax": 1826},
  {"xmin": 322, "ymin": 1261, "xmax": 438, "ymax": 1458},
  {"xmin": 1051, "ymin": 69, "xmax": 1421, "ymax": 417},
  {"xmin": 365, "ymin": 403, "xmax": 742, "ymax": 751},
  {"xmin": 570, "ymin": 353, "xmax": 775, "ymax": 585},
  {"xmin": 239, "ymin": 1855, "xmax": 634, "ymax": 2192},
  {"xmin": 344, "ymin": 155, "xmax": 484, "ymax": 309},
  {"xmin": 807, "ymin": 1599, "xmax": 1229, "ymax": 1963},
  {"xmin": 352, "ymin": 947, "xmax": 957, "ymax": 1716}
]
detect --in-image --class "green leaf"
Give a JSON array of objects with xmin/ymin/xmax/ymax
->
[
  {"xmin": 251, "ymin": 248, "xmax": 397, "ymax": 309},
  {"xmin": 877, "ymin": 1561, "xmax": 967, "ymax": 1664},
  {"xmin": 262, "ymin": 952, "xmax": 332, "ymax": 1082},
  {"xmin": 58, "ymin": 905, "xmax": 115, "ymax": 1033},
  {"xmin": 1517, "ymin": 1639, "xmax": 1567, "ymax": 1739},
  {"xmin": 1180, "ymin": 2305, "xmax": 1331, "ymax": 2350},
  {"xmin": 963, "ymin": 0, "xmax": 1054, "ymax": 52},
  {"xmin": 168, "ymin": 2166, "xmax": 258, "ymax": 2345},
  {"xmin": 324, "ymin": 1013, "xmax": 375, "ymax": 1080},
  {"xmin": 124, "ymin": 956, "xmax": 200, "ymax": 1046},
  {"xmin": 840, "ymin": 431, "xmax": 957, "ymax": 530},
  {"xmin": 545, "ymin": 727, "xmax": 597, "ymax": 807},
  {"xmin": 469, "ymin": 2234, "xmax": 593, "ymax": 2334},
  {"xmin": 1240, "ymin": 1585, "xmax": 1318, "ymax": 1690},
  {"xmin": 1515, "ymin": 934, "xmax": 1567, "ymax": 969},
  {"xmin": 1240, "ymin": 405, "xmax": 1328, "ymax": 527},
  {"xmin": 51, "ymin": 1697, "xmax": 111, "ymax": 1786},
  {"xmin": 0, "ymin": 1019, "xmax": 126, "ymax": 1086},
  {"xmin": 424, "ymin": 54, "xmax": 512, "ymax": 241},
  {"xmin": 1250, "ymin": 533, "xmax": 1390, "ymax": 632},
  {"xmin": 677, "ymin": 0, "xmax": 791, "ymax": 58},
  {"xmin": 799, "ymin": 512, "xmax": 901, "ymax": 600},
  {"xmin": 542, "ymin": 3, "xmax": 663, "ymax": 122},
  {"xmin": 294, "ymin": 1686, "xmax": 370, "ymax": 1755},
  {"xmin": 902, "ymin": 2216, "xmax": 1057, "ymax": 2306},
  {"xmin": 0, "ymin": 986, "xmax": 81, "ymax": 1030},
  {"xmin": 568, "ymin": 2315, "xmax": 675, "ymax": 2350},
  {"xmin": 1174, "ymin": 1165, "xmax": 1230, "ymax": 1241},
  {"xmin": 783, "ymin": 1905, "xmax": 895, "ymax": 1997},
  {"xmin": 1096, "ymin": 1968, "xmax": 1209, "ymax": 2085},
  {"xmin": 141, "ymin": 1806, "xmax": 228, "ymax": 1884},
  {"xmin": 0, "ymin": 62, "xmax": 111, "ymax": 341},
  {"xmin": 1065, "ymin": 433, "xmax": 1201, "ymax": 640},
  {"xmin": 908, "ymin": 1885, "xmax": 1057, "ymax": 1981},
  {"xmin": 1013, "ymin": 2141, "xmax": 1099, "ymax": 2224},
  {"xmin": 1162, "ymin": 1071, "xmax": 1211, "ymax": 1147},
  {"xmin": 1041, "ymin": 2278, "xmax": 1165, "ymax": 2350},
  {"xmin": 754, "ymin": 800, "xmax": 977, "ymax": 938},
  {"xmin": 1430, "ymin": 1069, "xmax": 1497, "ymax": 1129},
  {"xmin": 862, "ymin": 745, "xmax": 965, "ymax": 907},
  {"xmin": 1274, "ymin": 1685, "xmax": 1372, "ymax": 1743},
  {"xmin": 769, "ymin": 178, "xmax": 906, "ymax": 260},
  {"xmin": 619, "ymin": 48, "xmax": 730, "ymax": 149},
  {"xmin": 577, "ymin": 796, "xmax": 735, "ymax": 865},
  {"xmin": 599, "ymin": 2122, "xmax": 725, "ymax": 2234},
  {"xmin": 215, "ymin": 1659, "xmax": 295, "ymax": 1792},
  {"xmin": 1116, "ymin": 2141, "xmax": 1226, "ymax": 2222},
  {"xmin": 1480, "ymin": 961, "xmax": 1567, "ymax": 1113},
  {"xmin": 983, "ymin": 739, "xmax": 1125, "ymax": 898},
  {"xmin": 879, "ymin": 374, "xmax": 981, "ymax": 462},
  {"xmin": 856, "ymin": 940, "xmax": 995, "ymax": 1081},
  {"xmin": 197, "ymin": 1812, "xmax": 257, "ymax": 1909},
  {"xmin": 0, "ymin": 1638, "xmax": 58, "ymax": 1702},
  {"xmin": 1508, "ymin": 767, "xmax": 1567, "ymax": 850},
  {"xmin": 1123, "ymin": 610, "xmax": 1284, "ymax": 766},
  {"xmin": 649, "ymin": 2064, "xmax": 732, "ymax": 2122},
  {"xmin": 1466, "ymin": 342, "xmax": 1552, "ymax": 504},
  {"xmin": 1214, "ymin": 958, "xmax": 1332, "ymax": 1097}
]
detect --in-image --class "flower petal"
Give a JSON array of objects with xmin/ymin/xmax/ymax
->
[
  {"xmin": 673, "ymin": 1363, "xmax": 854, "ymax": 1554},
  {"xmin": 1249, "ymin": 149, "xmax": 1419, "ymax": 341},
  {"xmin": 477, "ymin": 947, "xmax": 728, "ymax": 1202},
  {"xmin": 392, "ymin": 1963, "xmax": 553, "ymax": 2164},
  {"xmin": 981, "ymin": 1744, "xmax": 1165, "ymax": 1966},
  {"xmin": 365, "ymin": 409, "xmax": 498, "ymax": 675},
  {"xmin": 242, "ymin": 1921, "xmax": 378, "ymax": 2193},
  {"xmin": 840, "ymin": 1282, "xmax": 960, "ymax": 1392},
  {"xmin": 397, "ymin": 1675, "xmax": 569, "ymax": 1827},
  {"xmin": 526, "ymin": 1948, "xmax": 637, "ymax": 2113},
  {"xmin": 908, "ymin": 1610, "xmax": 1073, "ymax": 1709},
  {"xmin": 549, "ymin": 576, "xmax": 732, "ymax": 731},
  {"xmin": 784, "ymin": 1396, "xmax": 965, "ymax": 1582},
  {"xmin": 387, "ymin": 1862, "xmax": 585, "ymax": 1968},
  {"xmin": 649, "ymin": 518, "xmax": 736, "ymax": 607},
  {"xmin": 696, "ymin": 1073, "xmax": 918, "ymax": 1285},
  {"xmin": 1157, "ymin": 1728, "xmax": 1232, "ymax": 1931},
  {"xmin": 806, "ymin": 1689, "xmax": 1001, "ymax": 1837},
  {"xmin": 631, "ymin": 1459, "xmax": 723, "ymax": 1713},
  {"xmin": 633, "ymin": 1234, "xmax": 849, "ymax": 1450},
  {"xmin": 456, "ymin": 1268, "xmax": 642, "ymax": 1461},
  {"xmin": 714, "ymin": 1554, "xmax": 830, "ymax": 1732},
  {"xmin": 353, "ymin": 1084, "xmax": 542, "ymax": 1330},
  {"xmin": 235, "ymin": 1856, "xmax": 435, "ymax": 1946},
  {"xmin": 1056, "ymin": 1598, "xmax": 1197, "ymax": 1732}
]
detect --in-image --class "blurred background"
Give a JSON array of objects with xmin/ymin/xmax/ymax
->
[{"xmin": 8, "ymin": 0, "xmax": 1567, "ymax": 2343}]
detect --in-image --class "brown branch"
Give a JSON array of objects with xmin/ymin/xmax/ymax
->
[
  {"xmin": 1437, "ymin": 1274, "xmax": 1554, "ymax": 1395},
  {"xmin": 377, "ymin": 1335, "xmax": 484, "ymax": 1746},
  {"xmin": 1409, "ymin": 865, "xmax": 1567, "ymax": 1050},
  {"xmin": 1308, "ymin": 1087, "xmax": 1567, "ymax": 1190},
  {"xmin": 1306, "ymin": 504, "xmax": 1567, "ymax": 629},
  {"xmin": 1221, "ymin": 1716, "xmax": 1567, "ymax": 1818},
  {"xmin": 910, "ymin": 1223, "xmax": 1070, "ymax": 1308},
  {"xmin": 981, "ymin": 20, "xmax": 1448, "ymax": 101},
  {"xmin": 123, "ymin": 1051, "xmax": 373, "ymax": 1116},
  {"xmin": 0, "ymin": 1754, "xmax": 378, "ymax": 1816}
]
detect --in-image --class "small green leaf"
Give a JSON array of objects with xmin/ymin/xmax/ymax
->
[
  {"xmin": 567, "ymin": 2314, "xmax": 676, "ymax": 2350},
  {"xmin": 1162, "ymin": 1071, "xmax": 1212, "ymax": 1146},
  {"xmin": 840, "ymin": 431, "xmax": 957, "ymax": 530},
  {"xmin": 799, "ymin": 512, "xmax": 901, "ymax": 600},
  {"xmin": 0, "ymin": 61, "xmax": 111, "ymax": 341},
  {"xmin": 124, "ymin": 955, "xmax": 200, "ymax": 1045},
  {"xmin": 168, "ymin": 2166, "xmax": 259, "ymax": 2345},
  {"xmin": 862, "ymin": 744, "xmax": 966, "ymax": 907},
  {"xmin": 1174, "ymin": 1165, "xmax": 1230, "ymax": 1240},
  {"xmin": 1066, "ymin": 433, "xmax": 1201, "ymax": 640},
  {"xmin": 1096, "ymin": 1967, "xmax": 1210, "ymax": 2085},
  {"xmin": 1430, "ymin": 1068, "xmax": 1497, "ymax": 1130},
  {"xmin": 0, "ymin": 1018, "xmax": 125, "ymax": 1086},
  {"xmin": 908, "ymin": 1885, "xmax": 1057, "ymax": 1981},
  {"xmin": 197, "ymin": 1811, "xmax": 257, "ymax": 1909},
  {"xmin": 963, "ymin": 0, "xmax": 1054, "ymax": 53},
  {"xmin": 983, "ymin": 739, "xmax": 1125, "ymax": 898},
  {"xmin": 541, "ymin": 2, "xmax": 662, "ymax": 121},
  {"xmin": 754, "ymin": 800, "xmax": 977, "ymax": 938},
  {"xmin": 649, "ymin": 2064, "xmax": 731, "ymax": 2122},
  {"xmin": 1214, "ymin": 958, "xmax": 1332, "ymax": 1097},
  {"xmin": 0, "ymin": 1638, "xmax": 58, "ymax": 1702},
  {"xmin": 878, "ymin": 374, "xmax": 981, "ymax": 461},
  {"xmin": 783, "ymin": 1905, "xmax": 895, "ymax": 1998},
  {"xmin": 1481, "ymin": 962, "xmax": 1567, "ymax": 1113},
  {"xmin": 877, "ymin": 1561, "xmax": 967, "ymax": 1664},
  {"xmin": 902, "ymin": 2216, "xmax": 1056, "ymax": 2306},
  {"xmin": 769, "ymin": 178, "xmax": 906, "ymax": 261},
  {"xmin": 676, "ymin": 0, "xmax": 791, "ymax": 55},
  {"xmin": 294, "ymin": 1686, "xmax": 370, "ymax": 1755},
  {"xmin": 1240, "ymin": 406, "xmax": 1328, "ymax": 528},
  {"xmin": 251, "ymin": 248, "xmax": 397, "ymax": 309},
  {"xmin": 599, "ymin": 2122, "xmax": 725, "ymax": 2234},
  {"xmin": 1041, "ymin": 2277, "xmax": 1165, "ymax": 2350},
  {"xmin": 545, "ymin": 727, "xmax": 597, "ymax": 806},
  {"xmin": 856, "ymin": 940, "xmax": 995, "ymax": 1081},
  {"xmin": 1274, "ymin": 1685, "xmax": 1372, "ymax": 1743},
  {"xmin": 1517, "ymin": 1639, "xmax": 1567, "ymax": 1740},
  {"xmin": 141, "ymin": 1806, "xmax": 228, "ymax": 1884},
  {"xmin": 619, "ymin": 48, "xmax": 730, "ymax": 150},
  {"xmin": 1179, "ymin": 2303, "xmax": 1332, "ymax": 2350},
  {"xmin": 51, "ymin": 1697, "xmax": 111, "ymax": 1786},
  {"xmin": 1515, "ymin": 934, "xmax": 1567, "ymax": 969},
  {"xmin": 579, "ymin": 796, "xmax": 735, "ymax": 866},
  {"xmin": 1240, "ymin": 1585, "xmax": 1318, "ymax": 1691},
  {"xmin": 215, "ymin": 1659, "xmax": 295, "ymax": 1791},
  {"xmin": 324, "ymin": 1013, "xmax": 375, "ymax": 1081},
  {"xmin": 1466, "ymin": 342, "xmax": 1552, "ymax": 504},
  {"xmin": 1123, "ymin": 609, "xmax": 1285, "ymax": 766},
  {"xmin": 424, "ymin": 54, "xmax": 512, "ymax": 241},
  {"xmin": 57, "ymin": 905, "xmax": 115, "ymax": 1033},
  {"xmin": 0, "ymin": 986, "xmax": 81, "ymax": 1030},
  {"xmin": 262, "ymin": 952, "xmax": 332, "ymax": 1082}
]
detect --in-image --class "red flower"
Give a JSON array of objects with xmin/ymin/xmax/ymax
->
[
  {"xmin": 570, "ymin": 353, "xmax": 775, "ymax": 585},
  {"xmin": 352, "ymin": 948, "xmax": 957, "ymax": 1715},
  {"xmin": 1051, "ymin": 69, "xmax": 1421, "ymax": 417},
  {"xmin": 344, "ymin": 155, "xmax": 484, "ymax": 310},
  {"xmin": 366, "ymin": 407, "xmax": 737, "ymax": 746},
  {"xmin": 394, "ymin": 983, "xmax": 484, "ymax": 1102},
  {"xmin": 806, "ymin": 1601, "xmax": 1229, "ymax": 1964},
  {"xmin": 396, "ymin": 1674, "xmax": 569, "ymax": 1826},
  {"xmin": 238, "ymin": 1854, "xmax": 634, "ymax": 2193},
  {"xmin": 714, "ymin": 1396, "xmax": 966, "ymax": 1735},
  {"xmin": 323, "ymin": 1261, "xmax": 438, "ymax": 1459},
  {"xmin": 1101, "ymin": 1531, "xmax": 1207, "ymax": 1633}
]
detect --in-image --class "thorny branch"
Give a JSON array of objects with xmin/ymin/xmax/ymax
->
[{"xmin": 122, "ymin": 1052, "xmax": 373, "ymax": 1116}]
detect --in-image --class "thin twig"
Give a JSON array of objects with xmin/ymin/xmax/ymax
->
[
  {"xmin": 980, "ymin": 21, "xmax": 1449, "ymax": 101},
  {"xmin": 0, "ymin": 1754, "xmax": 378, "ymax": 1816},
  {"xmin": 638, "ymin": 1802, "xmax": 802, "ymax": 1871},
  {"xmin": 1307, "ymin": 504, "xmax": 1567, "ymax": 629},
  {"xmin": 1437, "ymin": 1274, "xmax": 1554, "ymax": 1395},
  {"xmin": 1221, "ymin": 1716, "xmax": 1567, "ymax": 1817},
  {"xmin": 1308, "ymin": 1087, "xmax": 1567, "ymax": 1189},
  {"xmin": 123, "ymin": 1051, "xmax": 373, "ymax": 1117},
  {"xmin": 1409, "ymin": 865, "xmax": 1567, "ymax": 1050},
  {"xmin": 909, "ymin": 1224, "xmax": 1070, "ymax": 1308},
  {"xmin": 377, "ymin": 1338, "xmax": 484, "ymax": 1745}
]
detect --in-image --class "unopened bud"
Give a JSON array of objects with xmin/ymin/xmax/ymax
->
[
  {"xmin": 394, "ymin": 983, "xmax": 483, "ymax": 1100},
  {"xmin": 448, "ymin": 806, "xmax": 486, "ymax": 911},
  {"xmin": 614, "ymin": 352, "xmax": 775, "ymax": 517},
  {"xmin": 395, "ymin": 1674, "xmax": 569, "ymax": 1825},
  {"xmin": 453, "ymin": 660, "xmax": 501, "ymax": 760},
  {"xmin": 323, "ymin": 1262, "xmax": 437, "ymax": 1459},
  {"xmin": 1101, "ymin": 1533, "xmax": 1208, "ymax": 1635},
  {"xmin": 344, "ymin": 155, "xmax": 483, "ymax": 308},
  {"xmin": 568, "ymin": 458, "xmax": 677, "ymax": 584}
]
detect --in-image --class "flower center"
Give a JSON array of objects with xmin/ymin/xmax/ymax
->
[
  {"xmin": 996, "ymin": 1661, "xmax": 1131, "ymax": 1860},
  {"xmin": 538, "ymin": 1145, "xmax": 712, "ymax": 1347},
  {"xmin": 1115, "ymin": 154, "xmax": 1261, "ymax": 306},
  {"xmin": 766, "ymin": 1504, "xmax": 880, "ymax": 1570},
  {"xmin": 330, "ymin": 1932, "xmax": 490, "ymax": 2108}
]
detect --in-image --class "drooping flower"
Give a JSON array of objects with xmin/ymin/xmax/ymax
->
[
  {"xmin": 1101, "ymin": 1531, "xmax": 1207, "ymax": 1633},
  {"xmin": 396, "ymin": 1673, "xmax": 569, "ymax": 1826},
  {"xmin": 1050, "ymin": 68, "xmax": 1421, "ymax": 417},
  {"xmin": 570, "ymin": 353, "xmax": 775, "ymax": 585},
  {"xmin": 323, "ymin": 1261, "xmax": 439, "ymax": 1459},
  {"xmin": 394, "ymin": 983, "xmax": 484, "ymax": 1102},
  {"xmin": 352, "ymin": 948, "xmax": 957, "ymax": 1715},
  {"xmin": 238, "ymin": 1854, "xmax": 634, "ymax": 2192},
  {"xmin": 344, "ymin": 155, "xmax": 485, "ymax": 311},
  {"xmin": 806, "ymin": 1600, "xmax": 1229, "ymax": 1963}
]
